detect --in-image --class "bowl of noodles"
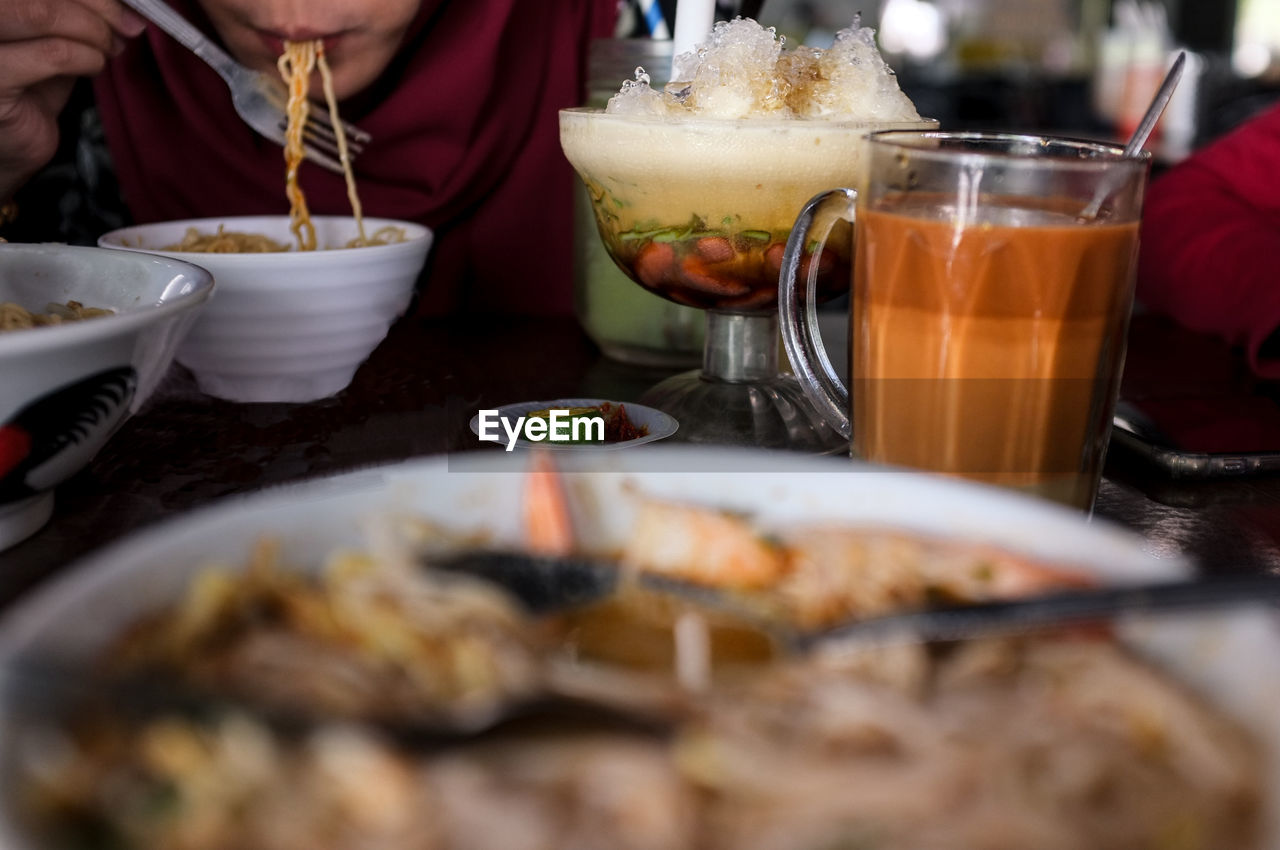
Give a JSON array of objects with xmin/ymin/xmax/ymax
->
[
  {"xmin": 0, "ymin": 243, "xmax": 213, "ymax": 549},
  {"xmin": 97, "ymin": 215, "xmax": 432, "ymax": 403}
]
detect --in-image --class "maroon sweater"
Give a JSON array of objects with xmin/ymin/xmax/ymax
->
[{"xmin": 1137, "ymin": 102, "xmax": 1280, "ymax": 376}]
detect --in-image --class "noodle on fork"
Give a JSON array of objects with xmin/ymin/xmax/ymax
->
[
  {"xmin": 278, "ymin": 41, "xmax": 318, "ymax": 251},
  {"xmin": 316, "ymin": 44, "xmax": 369, "ymax": 247},
  {"xmin": 274, "ymin": 40, "xmax": 398, "ymax": 251},
  {"xmin": 154, "ymin": 41, "xmax": 404, "ymax": 255}
]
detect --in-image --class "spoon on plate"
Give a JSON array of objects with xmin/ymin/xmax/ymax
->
[
  {"xmin": 1080, "ymin": 51, "xmax": 1186, "ymax": 219},
  {"xmin": 426, "ymin": 550, "xmax": 1280, "ymax": 658},
  {"xmin": 801, "ymin": 572, "xmax": 1280, "ymax": 650}
]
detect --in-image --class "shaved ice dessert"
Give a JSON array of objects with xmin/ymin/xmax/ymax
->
[
  {"xmin": 611, "ymin": 18, "xmax": 921, "ymax": 121},
  {"xmin": 560, "ymin": 18, "xmax": 933, "ymax": 312}
]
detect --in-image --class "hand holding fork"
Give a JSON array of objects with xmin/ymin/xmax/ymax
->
[
  {"xmin": 0, "ymin": 0, "xmax": 148, "ymax": 201},
  {"xmin": 0, "ymin": 0, "xmax": 368, "ymax": 204}
]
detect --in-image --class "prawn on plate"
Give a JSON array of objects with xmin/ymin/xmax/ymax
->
[
  {"xmin": 520, "ymin": 454, "xmax": 1094, "ymax": 629},
  {"xmin": 523, "ymin": 450, "xmax": 575, "ymax": 556}
]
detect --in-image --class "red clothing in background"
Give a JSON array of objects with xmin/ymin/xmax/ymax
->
[
  {"xmin": 94, "ymin": 0, "xmax": 616, "ymax": 316},
  {"xmin": 1137, "ymin": 102, "xmax": 1280, "ymax": 376}
]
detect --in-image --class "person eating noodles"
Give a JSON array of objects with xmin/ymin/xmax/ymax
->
[{"xmin": 0, "ymin": 0, "xmax": 616, "ymax": 315}]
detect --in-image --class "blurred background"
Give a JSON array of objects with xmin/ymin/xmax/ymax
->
[{"xmin": 616, "ymin": 0, "xmax": 1280, "ymax": 164}]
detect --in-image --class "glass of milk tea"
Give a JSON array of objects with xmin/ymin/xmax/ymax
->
[{"xmin": 779, "ymin": 131, "xmax": 1149, "ymax": 510}]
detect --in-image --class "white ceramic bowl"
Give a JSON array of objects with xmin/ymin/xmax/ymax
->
[
  {"xmin": 0, "ymin": 244, "xmax": 214, "ymax": 549},
  {"xmin": 98, "ymin": 215, "xmax": 433, "ymax": 403},
  {"xmin": 1, "ymin": 449, "xmax": 1279, "ymax": 845}
]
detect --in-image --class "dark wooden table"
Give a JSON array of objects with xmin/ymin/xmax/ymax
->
[{"xmin": 3, "ymin": 310, "xmax": 1280, "ymax": 608}]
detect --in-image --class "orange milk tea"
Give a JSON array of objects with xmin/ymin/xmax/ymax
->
[{"xmin": 851, "ymin": 195, "xmax": 1139, "ymax": 508}]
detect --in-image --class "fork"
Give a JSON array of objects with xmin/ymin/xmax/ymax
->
[{"xmin": 119, "ymin": 0, "xmax": 371, "ymax": 175}]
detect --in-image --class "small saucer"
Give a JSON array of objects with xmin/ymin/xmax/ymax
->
[{"xmin": 470, "ymin": 398, "xmax": 678, "ymax": 451}]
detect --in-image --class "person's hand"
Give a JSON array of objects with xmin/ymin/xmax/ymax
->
[{"xmin": 0, "ymin": 0, "xmax": 145, "ymax": 202}]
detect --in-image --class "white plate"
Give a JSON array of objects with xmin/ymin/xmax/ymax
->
[
  {"xmin": 468, "ymin": 398, "xmax": 678, "ymax": 451},
  {"xmin": 0, "ymin": 447, "xmax": 1278, "ymax": 845}
]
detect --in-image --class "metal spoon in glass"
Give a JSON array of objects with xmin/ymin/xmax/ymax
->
[{"xmin": 1080, "ymin": 50, "xmax": 1186, "ymax": 220}]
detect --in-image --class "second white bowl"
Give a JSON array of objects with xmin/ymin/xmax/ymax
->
[{"xmin": 99, "ymin": 215, "xmax": 433, "ymax": 403}]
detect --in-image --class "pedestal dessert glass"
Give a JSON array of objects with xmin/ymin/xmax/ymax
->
[{"xmin": 560, "ymin": 107, "xmax": 935, "ymax": 451}]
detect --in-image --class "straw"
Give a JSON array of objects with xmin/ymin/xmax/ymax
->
[
  {"xmin": 637, "ymin": 0, "xmax": 671, "ymax": 39},
  {"xmin": 671, "ymin": 0, "xmax": 716, "ymax": 78}
]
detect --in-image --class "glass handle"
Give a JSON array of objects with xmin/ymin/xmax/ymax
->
[{"xmin": 778, "ymin": 188, "xmax": 856, "ymax": 440}]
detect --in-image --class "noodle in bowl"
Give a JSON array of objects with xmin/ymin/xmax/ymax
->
[{"xmin": 98, "ymin": 215, "xmax": 433, "ymax": 403}]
